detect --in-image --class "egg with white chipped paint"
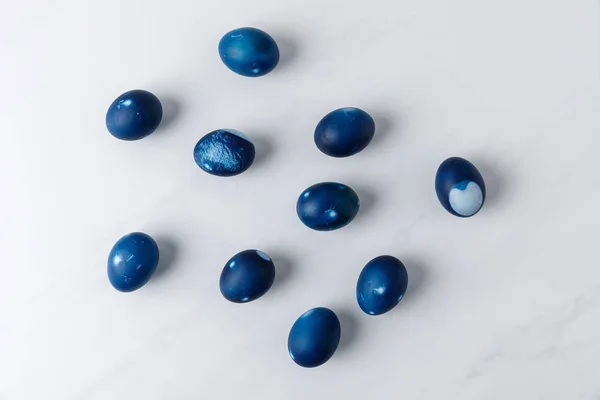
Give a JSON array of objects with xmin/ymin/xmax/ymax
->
[
  {"xmin": 296, "ymin": 182, "xmax": 360, "ymax": 231},
  {"xmin": 193, "ymin": 129, "xmax": 255, "ymax": 177},
  {"xmin": 219, "ymin": 249, "xmax": 275, "ymax": 303},
  {"xmin": 435, "ymin": 157, "xmax": 486, "ymax": 217},
  {"xmin": 356, "ymin": 255, "xmax": 408, "ymax": 316},
  {"xmin": 107, "ymin": 232, "xmax": 160, "ymax": 292}
]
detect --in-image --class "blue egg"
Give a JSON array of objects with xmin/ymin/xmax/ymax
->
[
  {"xmin": 356, "ymin": 256, "xmax": 408, "ymax": 316},
  {"xmin": 296, "ymin": 182, "xmax": 360, "ymax": 231},
  {"xmin": 193, "ymin": 129, "xmax": 256, "ymax": 177},
  {"xmin": 220, "ymin": 249, "xmax": 276, "ymax": 303},
  {"xmin": 435, "ymin": 157, "xmax": 486, "ymax": 217},
  {"xmin": 218, "ymin": 27, "xmax": 280, "ymax": 77},
  {"xmin": 314, "ymin": 107, "xmax": 375, "ymax": 158},
  {"xmin": 288, "ymin": 307, "xmax": 341, "ymax": 368},
  {"xmin": 107, "ymin": 232, "xmax": 159, "ymax": 292},
  {"xmin": 106, "ymin": 90, "xmax": 163, "ymax": 140}
]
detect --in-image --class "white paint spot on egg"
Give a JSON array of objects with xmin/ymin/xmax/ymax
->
[
  {"xmin": 256, "ymin": 250, "xmax": 271, "ymax": 261},
  {"xmin": 449, "ymin": 181, "xmax": 483, "ymax": 217},
  {"xmin": 224, "ymin": 129, "xmax": 252, "ymax": 144},
  {"xmin": 374, "ymin": 286, "xmax": 386, "ymax": 295}
]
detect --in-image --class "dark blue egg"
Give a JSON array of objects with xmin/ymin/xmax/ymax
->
[
  {"xmin": 106, "ymin": 90, "xmax": 163, "ymax": 140},
  {"xmin": 288, "ymin": 307, "xmax": 341, "ymax": 368},
  {"xmin": 220, "ymin": 249, "xmax": 276, "ymax": 303},
  {"xmin": 296, "ymin": 182, "xmax": 360, "ymax": 231},
  {"xmin": 193, "ymin": 129, "xmax": 256, "ymax": 177},
  {"xmin": 314, "ymin": 107, "xmax": 375, "ymax": 158},
  {"xmin": 435, "ymin": 157, "xmax": 486, "ymax": 217},
  {"xmin": 218, "ymin": 27, "xmax": 280, "ymax": 77},
  {"xmin": 107, "ymin": 232, "xmax": 160, "ymax": 292},
  {"xmin": 356, "ymin": 256, "xmax": 408, "ymax": 316}
]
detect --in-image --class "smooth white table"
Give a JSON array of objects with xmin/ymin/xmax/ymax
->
[{"xmin": 1, "ymin": 0, "xmax": 599, "ymax": 398}]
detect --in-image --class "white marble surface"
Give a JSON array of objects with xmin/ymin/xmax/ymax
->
[{"xmin": 1, "ymin": 0, "xmax": 600, "ymax": 399}]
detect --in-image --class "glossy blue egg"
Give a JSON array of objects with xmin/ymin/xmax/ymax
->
[
  {"xmin": 296, "ymin": 182, "xmax": 360, "ymax": 231},
  {"xmin": 314, "ymin": 107, "xmax": 375, "ymax": 157},
  {"xmin": 220, "ymin": 249, "xmax": 276, "ymax": 303},
  {"xmin": 356, "ymin": 256, "xmax": 408, "ymax": 316},
  {"xmin": 107, "ymin": 232, "xmax": 160, "ymax": 292},
  {"xmin": 218, "ymin": 27, "xmax": 280, "ymax": 77},
  {"xmin": 106, "ymin": 90, "xmax": 163, "ymax": 140},
  {"xmin": 288, "ymin": 307, "xmax": 341, "ymax": 368},
  {"xmin": 435, "ymin": 157, "xmax": 486, "ymax": 217},
  {"xmin": 193, "ymin": 129, "xmax": 256, "ymax": 177}
]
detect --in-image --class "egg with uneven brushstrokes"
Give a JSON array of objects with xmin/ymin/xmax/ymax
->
[
  {"xmin": 314, "ymin": 107, "xmax": 375, "ymax": 157},
  {"xmin": 435, "ymin": 157, "xmax": 486, "ymax": 217},
  {"xmin": 107, "ymin": 232, "xmax": 160, "ymax": 292},
  {"xmin": 219, "ymin": 250, "xmax": 275, "ymax": 303},
  {"xmin": 357, "ymin": 256, "xmax": 408, "ymax": 316},
  {"xmin": 296, "ymin": 182, "xmax": 360, "ymax": 231},
  {"xmin": 218, "ymin": 27, "xmax": 280, "ymax": 77},
  {"xmin": 288, "ymin": 307, "xmax": 341, "ymax": 368},
  {"xmin": 105, "ymin": 90, "xmax": 163, "ymax": 140},
  {"xmin": 193, "ymin": 129, "xmax": 256, "ymax": 177}
]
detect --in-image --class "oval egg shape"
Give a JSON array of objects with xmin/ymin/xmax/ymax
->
[
  {"xmin": 288, "ymin": 307, "xmax": 341, "ymax": 368},
  {"xmin": 435, "ymin": 157, "xmax": 486, "ymax": 217},
  {"xmin": 193, "ymin": 129, "xmax": 256, "ymax": 177},
  {"xmin": 218, "ymin": 27, "xmax": 280, "ymax": 77},
  {"xmin": 107, "ymin": 232, "xmax": 160, "ymax": 292},
  {"xmin": 296, "ymin": 182, "xmax": 360, "ymax": 231},
  {"xmin": 220, "ymin": 249, "xmax": 276, "ymax": 303},
  {"xmin": 106, "ymin": 90, "xmax": 163, "ymax": 140},
  {"xmin": 356, "ymin": 255, "xmax": 408, "ymax": 316},
  {"xmin": 314, "ymin": 107, "xmax": 376, "ymax": 157}
]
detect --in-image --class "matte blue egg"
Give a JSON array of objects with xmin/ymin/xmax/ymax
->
[
  {"xmin": 193, "ymin": 129, "xmax": 256, "ymax": 177},
  {"xmin": 296, "ymin": 182, "xmax": 360, "ymax": 231},
  {"xmin": 218, "ymin": 27, "xmax": 280, "ymax": 77},
  {"xmin": 288, "ymin": 307, "xmax": 341, "ymax": 368},
  {"xmin": 107, "ymin": 232, "xmax": 159, "ymax": 292},
  {"xmin": 314, "ymin": 107, "xmax": 376, "ymax": 157},
  {"xmin": 220, "ymin": 249, "xmax": 276, "ymax": 303},
  {"xmin": 435, "ymin": 157, "xmax": 486, "ymax": 217},
  {"xmin": 106, "ymin": 90, "xmax": 163, "ymax": 140},
  {"xmin": 356, "ymin": 256, "xmax": 408, "ymax": 316}
]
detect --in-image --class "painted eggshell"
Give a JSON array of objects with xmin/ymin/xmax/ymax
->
[
  {"xmin": 106, "ymin": 90, "xmax": 163, "ymax": 140},
  {"xmin": 107, "ymin": 232, "xmax": 160, "ymax": 292},
  {"xmin": 220, "ymin": 249, "xmax": 275, "ymax": 303},
  {"xmin": 194, "ymin": 129, "xmax": 256, "ymax": 177},
  {"xmin": 288, "ymin": 307, "xmax": 341, "ymax": 368},
  {"xmin": 296, "ymin": 182, "xmax": 360, "ymax": 231},
  {"xmin": 435, "ymin": 157, "xmax": 486, "ymax": 217},
  {"xmin": 356, "ymin": 255, "xmax": 408, "ymax": 316},
  {"xmin": 314, "ymin": 107, "xmax": 375, "ymax": 157},
  {"xmin": 218, "ymin": 27, "xmax": 280, "ymax": 77}
]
